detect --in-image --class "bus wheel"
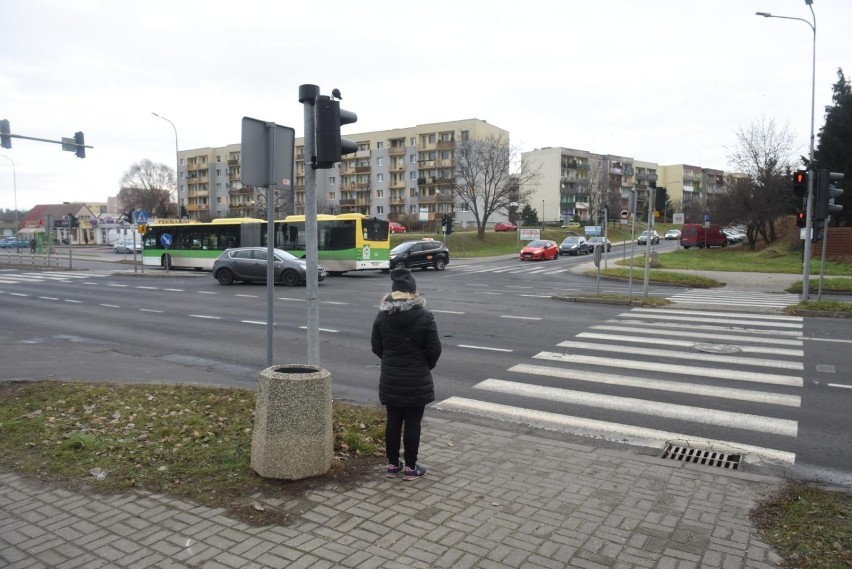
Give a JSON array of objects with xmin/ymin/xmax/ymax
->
[
  {"xmin": 281, "ymin": 270, "xmax": 300, "ymax": 287},
  {"xmin": 216, "ymin": 269, "xmax": 235, "ymax": 286}
]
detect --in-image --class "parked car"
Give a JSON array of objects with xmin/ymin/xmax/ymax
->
[
  {"xmin": 389, "ymin": 221, "xmax": 407, "ymax": 234},
  {"xmin": 388, "ymin": 239, "xmax": 449, "ymax": 271},
  {"xmin": 637, "ymin": 230, "xmax": 660, "ymax": 245},
  {"xmin": 558, "ymin": 236, "xmax": 590, "ymax": 256},
  {"xmin": 211, "ymin": 247, "xmax": 326, "ymax": 286},
  {"xmin": 722, "ymin": 228, "xmax": 745, "ymax": 244},
  {"xmin": 494, "ymin": 221, "xmax": 518, "ymax": 232},
  {"xmin": 0, "ymin": 238, "xmax": 29, "ymax": 249},
  {"xmin": 520, "ymin": 239, "xmax": 558, "ymax": 261},
  {"xmin": 664, "ymin": 229, "xmax": 681, "ymax": 240},
  {"xmin": 113, "ymin": 238, "xmax": 143, "ymax": 253},
  {"xmin": 586, "ymin": 236, "xmax": 612, "ymax": 252}
]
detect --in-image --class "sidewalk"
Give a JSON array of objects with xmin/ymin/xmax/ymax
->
[{"xmin": 0, "ymin": 414, "xmax": 784, "ymax": 569}]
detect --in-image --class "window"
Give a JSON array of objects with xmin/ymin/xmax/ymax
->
[
  {"xmin": 441, "ymin": 151, "xmax": 450, "ymax": 160},
  {"xmin": 410, "ymin": 154, "xmax": 417, "ymax": 163},
  {"xmin": 329, "ymin": 193, "xmax": 336, "ymax": 200},
  {"xmin": 461, "ymin": 130, "xmax": 469, "ymax": 141},
  {"xmin": 376, "ymin": 174, "xmax": 384, "ymax": 183},
  {"xmin": 410, "ymin": 137, "xmax": 416, "ymax": 146},
  {"xmin": 441, "ymin": 132, "xmax": 453, "ymax": 142},
  {"xmin": 328, "ymin": 176, "xmax": 336, "ymax": 185},
  {"xmin": 216, "ymin": 169, "xmax": 221, "ymax": 176},
  {"xmin": 377, "ymin": 141, "xmax": 384, "ymax": 149},
  {"xmin": 376, "ymin": 189, "xmax": 384, "ymax": 198},
  {"xmin": 428, "ymin": 134, "xmax": 436, "ymax": 143},
  {"xmin": 410, "ymin": 171, "xmax": 417, "ymax": 180},
  {"xmin": 376, "ymin": 157, "xmax": 383, "ymax": 167},
  {"xmin": 376, "ymin": 205, "xmax": 384, "ymax": 214}
]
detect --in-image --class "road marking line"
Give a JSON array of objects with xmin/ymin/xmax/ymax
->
[
  {"xmin": 458, "ymin": 345, "xmax": 513, "ymax": 352},
  {"xmin": 509, "ymin": 363, "xmax": 801, "ymax": 407},
  {"xmin": 135, "ymin": 286, "xmax": 158, "ymax": 290},
  {"xmin": 278, "ymin": 297, "xmax": 306, "ymax": 302},
  {"xmin": 591, "ymin": 324, "xmax": 803, "ymax": 346},
  {"xmin": 63, "ymin": 299, "xmax": 82, "ymax": 303},
  {"xmin": 556, "ymin": 340, "xmax": 803, "ymax": 370},
  {"xmin": 434, "ymin": 397, "xmax": 796, "ymax": 466},
  {"xmin": 100, "ymin": 304, "xmax": 120, "ymax": 308},
  {"xmin": 618, "ymin": 312, "xmax": 802, "ymax": 328},
  {"xmin": 140, "ymin": 309, "xmax": 163, "ymax": 313},
  {"xmin": 475, "ymin": 378, "xmax": 798, "ymax": 436},
  {"xmin": 197, "ymin": 291, "xmax": 216, "ymax": 295},
  {"xmin": 164, "ymin": 288, "xmax": 184, "ymax": 292},
  {"xmin": 576, "ymin": 332, "xmax": 803, "ymax": 357},
  {"xmin": 533, "ymin": 352, "xmax": 803, "ymax": 387},
  {"xmin": 242, "ymin": 320, "xmax": 268, "ymax": 325},
  {"xmin": 608, "ymin": 319, "xmax": 803, "ymax": 337},
  {"xmin": 431, "ymin": 309, "xmax": 465, "ymax": 314},
  {"xmin": 9, "ymin": 292, "xmax": 28, "ymax": 296},
  {"xmin": 38, "ymin": 296, "xmax": 59, "ymax": 301},
  {"xmin": 235, "ymin": 294, "xmax": 258, "ymax": 298},
  {"xmin": 805, "ymin": 337, "xmax": 852, "ymax": 344},
  {"xmin": 501, "ymin": 315, "xmax": 542, "ymax": 320},
  {"xmin": 108, "ymin": 284, "xmax": 129, "ymax": 288},
  {"xmin": 298, "ymin": 326, "xmax": 338, "ymax": 333},
  {"xmin": 828, "ymin": 383, "xmax": 852, "ymax": 389},
  {"xmin": 189, "ymin": 314, "xmax": 220, "ymax": 319}
]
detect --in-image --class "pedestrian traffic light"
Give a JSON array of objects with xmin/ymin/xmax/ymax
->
[
  {"xmin": 74, "ymin": 131, "xmax": 85, "ymax": 158},
  {"xmin": 0, "ymin": 119, "xmax": 11, "ymax": 149},
  {"xmin": 812, "ymin": 217, "xmax": 826, "ymax": 242},
  {"xmin": 796, "ymin": 210, "xmax": 806, "ymax": 228},
  {"xmin": 445, "ymin": 215, "xmax": 453, "ymax": 235},
  {"xmin": 792, "ymin": 170, "xmax": 807, "ymax": 199},
  {"xmin": 313, "ymin": 95, "xmax": 357, "ymax": 169},
  {"xmin": 815, "ymin": 169, "xmax": 844, "ymax": 220},
  {"xmin": 654, "ymin": 188, "xmax": 667, "ymax": 211}
]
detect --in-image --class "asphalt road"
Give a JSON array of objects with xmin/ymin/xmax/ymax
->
[{"xmin": 1, "ymin": 246, "xmax": 850, "ymax": 486}]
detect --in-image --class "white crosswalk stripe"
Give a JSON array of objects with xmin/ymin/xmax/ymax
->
[
  {"xmin": 0, "ymin": 270, "xmax": 114, "ymax": 284},
  {"xmin": 434, "ymin": 306, "xmax": 803, "ymax": 466},
  {"xmin": 668, "ymin": 288, "xmax": 800, "ymax": 309}
]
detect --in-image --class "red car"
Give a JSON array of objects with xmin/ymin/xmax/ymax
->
[
  {"xmin": 389, "ymin": 222, "xmax": 407, "ymax": 234},
  {"xmin": 494, "ymin": 221, "xmax": 517, "ymax": 232},
  {"xmin": 519, "ymin": 239, "xmax": 558, "ymax": 261}
]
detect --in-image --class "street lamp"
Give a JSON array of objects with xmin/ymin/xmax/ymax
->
[
  {"xmin": 755, "ymin": 1, "xmax": 816, "ymax": 301},
  {"xmin": 151, "ymin": 112, "xmax": 180, "ymax": 219},
  {"xmin": 541, "ymin": 199, "xmax": 545, "ymax": 231},
  {"xmin": 0, "ymin": 154, "xmax": 19, "ymax": 251}
]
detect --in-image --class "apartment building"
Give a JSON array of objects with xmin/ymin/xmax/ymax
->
[
  {"xmin": 294, "ymin": 118, "xmax": 508, "ymax": 223},
  {"xmin": 176, "ymin": 143, "xmax": 244, "ymax": 220},
  {"xmin": 522, "ymin": 147, "xmax": 724, "ymax": 223}
]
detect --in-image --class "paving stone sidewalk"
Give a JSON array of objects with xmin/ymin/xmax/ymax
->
[{"xmin": 0, "ymin": 415, "xmax": 785, "ymax": 569}]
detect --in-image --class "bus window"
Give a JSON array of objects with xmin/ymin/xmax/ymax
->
[{"xmin": 364, "ymin": 218, "xmax": 389, "ymax": 241}]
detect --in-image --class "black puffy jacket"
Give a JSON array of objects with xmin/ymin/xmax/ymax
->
[{"xmin": 371, "ymin": 294, "xmax": 442, "ymax": 407}]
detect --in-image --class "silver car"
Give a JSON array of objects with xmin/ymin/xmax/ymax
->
[
  {"xmin": 113, "ymin": 238, "xmax": 143, "ymax": 253},
  {"xmin": 211, "ymin": 247, "xmax": 327, "ymax": 286}
]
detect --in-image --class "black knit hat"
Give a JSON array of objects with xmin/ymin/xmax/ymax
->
[{"xmin": 390, "ymin": 267, "xmax": 417, "ymax": 293}]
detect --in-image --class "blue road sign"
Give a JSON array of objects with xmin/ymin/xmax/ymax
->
[
  {"xmin": 135, "ymin": 210, "xmax": 149, "ymax": 224},
  {"xmin": 160, "ymin": 233, "xmax": 172, "ymax": 248},
  {"xmin": 703, "ymin": 214, "xmax": 711, "ymax": 223}
]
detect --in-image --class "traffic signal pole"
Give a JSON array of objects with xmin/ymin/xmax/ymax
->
[{"xmin": 299, "ymin": 84, "xmax": 321, "ymax": 366}]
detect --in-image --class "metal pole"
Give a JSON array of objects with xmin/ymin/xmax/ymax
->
[
  {"xmin": 299, "ymin": 84, "xmax": 321, "ymax": 366},
  {"xmin": 628, "ymin": 190, "xmax": 636, "ymax": 301},
  {"xmin": 755, "ymin": 6, "xmax": 816, "ymax": 301},
  {"xmin": 642, "ymin": 187, "xmax": 653, "ymax": 299},
  {"xmin": 265, "ymin": 122, "xmax": 276, "ymax": 368},
  {"xmin": 817, "ymin": 215, "xmax": 829, "ymax": 301},
  {"xmin": 0, "ymin": 155, "xmax": 18, "ymax": 251},
  {"xmin": 152, "ymin": 112, "xmax": 180, "ymax": 220}
]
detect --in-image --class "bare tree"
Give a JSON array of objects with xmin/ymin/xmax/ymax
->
[
  {"xmin": 253, "ymin": 187, "xmax": 293, "ymax": 219},
  {"xmin": 452, "ymin": 135, "xmax": 539, "ymax": 238},
  {"xmin": 119, "ymin": 160, "xmax": 176, "ymax": 217},
  {"xmin": 716, "ymin": 117, "xmax": 798, "ymax": 248}
]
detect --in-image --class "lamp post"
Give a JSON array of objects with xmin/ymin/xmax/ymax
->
[
  {"xmin": 151, "ymin": 112, "xmax": 180, "ymax": 219},
  {"xmin": 541, "ymin": 199, "xmax": 545, "ymax": 232},
  {"xmin": 756, "ymin": 1, "xmax": 816, "ymax": 301},
  {"xmin": 0, "ymin": 154, "xmax": 19, "ymax": 251}
]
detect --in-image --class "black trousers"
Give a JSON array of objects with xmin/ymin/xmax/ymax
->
[{"xmin": 385, "ymin": 405, "xmax": 425, "ymax": 468}]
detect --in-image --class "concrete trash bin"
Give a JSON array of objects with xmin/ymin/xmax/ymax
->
[{"xmin": 250, "ymin": 364, "xmax": 333, "ymax": 480}]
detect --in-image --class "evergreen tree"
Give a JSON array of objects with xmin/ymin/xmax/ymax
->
[{"xmin": 814, "ymin": 68, "xmax": 852, "ymax": 226}]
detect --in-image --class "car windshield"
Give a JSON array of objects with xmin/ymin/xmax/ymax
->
[
  {"xmin": 528, "ymin": 240, "xmax": 547, "ymax": 247},
  {"xmin": 391, "ymin": 242, "xmax": 417, "ymax": 254},
  {"xmin": 588, "ymin": 237, "xmax": 601, "ymax": 243},
  {"xmin": 562, "ymin": 238, "xmax": 580, "ymax": 245},
  {"xmin": 640, "ymin": 231, "xmax": 651, "ymax": 237}
]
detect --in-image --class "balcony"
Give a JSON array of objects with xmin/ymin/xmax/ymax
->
[
  {"xmin": 355, "ymin": 166, "xmax": 371, "ymax": 173},
  {"xmin": 355, "ymin": 150, "xmax": 370, "ymax": 158},
  {"xmin": 228, "ymin": 159, "xmax": 239, "ymax": 166},
  {"xmin": 436, "ymin": 140, "xmax": 455, "ymax": 150},
  {"xmin": 339, "ymin": 199, "xmax": 356, "ymax": 206},
  {"xmin": 229, "ymin": 187, "xmax": 253, "ymax": 195},
  {"xmin": 389, "ymin": 146, "xmax": 405, "ymax": 155},
  {"xmin": 390, "ymin": 197, "xmax": 406, "ymax": 205}
]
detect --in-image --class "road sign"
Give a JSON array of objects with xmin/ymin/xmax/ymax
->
[
  {"xmin": 672, "ymin": 213, "xmax": 684, "ymax": 225},
  {"xmin": 240, "ymin": 117, "xmax": 295, "ymax": 191},
  {"xmin": 520, "ymin": 228, "xmax": 540, "ymax": 241},
  {"xmin": 160, "ymin": 233, "xmax": 172, "ymax": 248},
  {"xmin": 135, "ymin": 210, "xmax": 149, "ymax": 224},
  {"xmin": 620, "ymin": 209, "xmax": 628, "ymax": 219}
]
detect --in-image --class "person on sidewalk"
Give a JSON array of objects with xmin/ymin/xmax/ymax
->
[{"xmin": 371, "ymin": 267, "xmax": 442, "ymax": 481}]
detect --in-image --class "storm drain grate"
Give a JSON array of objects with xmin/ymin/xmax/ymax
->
[{"xmin": 661, "ymin": 444, "xmax": 742, "ymax": 470}]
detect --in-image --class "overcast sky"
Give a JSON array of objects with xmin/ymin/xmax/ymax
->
[{"xmin": 1, "ymin": 0, "xmax": 849, "ymax": 211}]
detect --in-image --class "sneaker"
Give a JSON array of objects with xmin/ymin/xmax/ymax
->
[
  {"xmin": 402, "ymin": 464, "xmax": 427, "ymax": 481},
  {"xmin": 386, "ymin": 461, "xmax": 403, "ymax": 478}
]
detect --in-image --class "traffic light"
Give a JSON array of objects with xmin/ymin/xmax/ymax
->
[
  {"xmin": 180, "ymin": 205, "xmax": 187, "ymax": 218},
  {"xmin": 813, "ymin": 217, "xmax": 826, "ymax": 242},
  {"xmin": 792, "ymin": 170, "xmax": 807, "ymax": 199},
  {"xmin": 796, "ymin": 210, "xmax": 806, "ymax": 228},
  {"xmin": 74, "ymin": 131, "xmax": 85, "ymax": 158},
  {"xmin": 654, "ymin": 188, "xmax": 667, "ymax": 211},
  {"xmin": 68, "ymin": 214, "xmax": 78, "ymax": 228},
  {"xmin": 444, "ymin": 214, "xmax": 453, "ymax": 235},
  {"xmin": 815, "ymin": 169, "xmax": 844, "ymax": 220},
  {"xmin": 0, "ymin": 119, "xmax": 10, "ymax": 149},
  {"xmin": 314, "ymin": 95, "xmax": 357, "ymax": 169}
]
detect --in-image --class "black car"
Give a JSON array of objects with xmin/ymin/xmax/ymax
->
[
  {"xmin": 558, "ymin": 236, "xmax": 590, "ymax": 256},
  {"xmin": 211, "ymin": 247, "xmax": 327, "ymax": 286},
  {"xmin": 388, "ymin": 239, "xmax": 449, "ymax": 271}
]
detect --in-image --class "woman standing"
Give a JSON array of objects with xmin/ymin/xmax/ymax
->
[{"xmin": 371, "ymin": 267, "xmax": 442, "ymax": 481}]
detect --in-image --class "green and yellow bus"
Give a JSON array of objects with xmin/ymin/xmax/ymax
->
[{"xmin": 141, "ymin": 214, "xmax": 391, "ymax": 273}]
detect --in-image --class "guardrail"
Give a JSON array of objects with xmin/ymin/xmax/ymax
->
[{"xmin": 0, "ymin": 249, "xmax": 71, "ymax": 269}]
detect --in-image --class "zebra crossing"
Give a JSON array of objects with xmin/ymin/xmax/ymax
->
[
  {"xmin": 434, "ymin": 306, "xmax": 804, "ymax": 467},
  {"xmin": 668, "ymin": 288, "xmax": 801, "ymax": 309},
  {"xmin": 0, "ymin": 269, "xmax": 114, "ymax": 284}
]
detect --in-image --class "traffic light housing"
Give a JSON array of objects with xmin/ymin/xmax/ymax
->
[
  {"xmin": 68, "ymin": 214, "xmax": 78, "ymax": 228},
  {"xmin": 314, "ymin": 95, "xmax": 357, "ymax": 169},
  {"xmin": 654, "ymin": 188, "xmax": 667, "ymax": 211},
  {"xmin": 815, "ymin": 169, "xmax": 844, "ymax": 220},
  {"xmin": 74, "ymin": 131, "xmax": 85, "ymax": 158},
  {"xmin": 792, "ymin": 170, "xmax": 807, "ymax": 199},
  {"xmin": 796, "ymin": 210, "xmax": 806, "ymax": 228},
  {"xmin": 180, "ymin": 205, "xmax": 187, "ymax": 218},
  {"xmin": 812, "ymin": 217, "xmax": 826, "ymax": 242},
  {"xmin": 0, "ymin": 119, "xmax": 10, "ymax": 149},
  {"xmin": 444, "ymin": 214, "xmax": 453, "ymax": 235}
]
